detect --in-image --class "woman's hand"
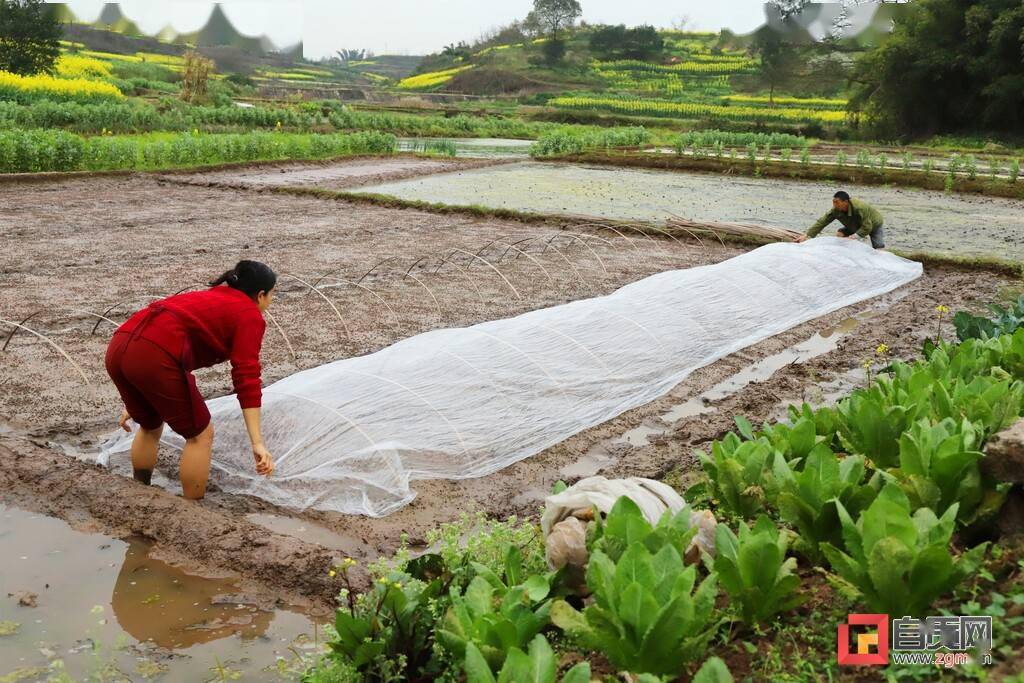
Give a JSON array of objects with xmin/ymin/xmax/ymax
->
[
  {"xmin": 118, "ymin": 409, "xmax": 132, "ymax": 432},
  {"xmin": 253, "ymin": 442, "xmax": 274, "ymax": 477}
]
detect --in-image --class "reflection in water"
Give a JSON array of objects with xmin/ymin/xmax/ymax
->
[{"xmin": 110, "ymin": 538, "xmax": 272, "ymax": 649}]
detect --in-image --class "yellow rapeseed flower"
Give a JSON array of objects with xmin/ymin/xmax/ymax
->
[
  {"xmin": 936, "ymin": 305, "xmax": 950, "ymax": 314},
  {"xmin": 548, "ymin": 95, "xmax": 846, "ymax": 124},
  {"xmin": 55, "ymin": 54, "xmax": 112, "ymax": 79},
  {"xmin": 875, "ymin": 343, "xmax": 889, "ymax": 356},
  {"xmin": 397, "ymin": 65, "xmax": 474, "ymax": 90},
  {"xmin": 0, "ymin": 70, "xmax": 123, "ymax": 103}
]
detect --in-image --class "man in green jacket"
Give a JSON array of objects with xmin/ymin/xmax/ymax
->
[{"xmin": 796, "ymin": 190, "xmax": 886, "ymax": 250}]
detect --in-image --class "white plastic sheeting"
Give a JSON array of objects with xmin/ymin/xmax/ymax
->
[{"xmin": 99, "ymin": 237, "xmax": 922, "ymax": 516}]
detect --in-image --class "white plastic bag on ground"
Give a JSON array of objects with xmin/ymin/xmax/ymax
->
[
  {"xmin": 541, "ymin": 476, "xmax": 685, "ymax": 535},
  {"xmin": 98, "ymin": 238, "xmax": 922, "ymax": 516},
  {"xmin": 542, "ymin": 476, "xmax": 717, "ymax": 571}
]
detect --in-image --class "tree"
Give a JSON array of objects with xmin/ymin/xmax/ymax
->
[
  {"xmin": 0, "ymin": 0, "xmax": 61, "ymax": 75},
  {"xmin": 849, "ymin": 0, "xmax": 1024, "ymax": 136},
  {"xmin": 748, "ymin": 28, "xmax": 803, "ymax": 104},
  {"xmin": 531, "ymin": 0, "xmax": 582, "ymax": 42},
  {"xmin": 442, "ymin": 41, "xmax": 471, "ymax": 60},
  {"xmin": 335, "ymin": 48, "xmax": 366, "ymax": 64},
  {"xmin": 589, "ymin": 25, "xmax": 665, "ymax": 61}
]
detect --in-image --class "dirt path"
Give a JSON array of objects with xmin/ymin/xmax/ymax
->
[
  {"xmin": 159, "ymin": 154, "xmax": 512, "ymax": 191},
  {"xmin": 0, "ymin": 162, "xmax": 1009, "ymax": 606}
]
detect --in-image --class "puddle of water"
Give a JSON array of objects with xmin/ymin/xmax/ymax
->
[
  {"xmin": 0, "ymin": 505, "xmax": 322, "ymax": 681},
  {"xmin": 559, "ymin": 314, "xmax": 869, "ymax": 476},
  {"xmin": 354, "ymin": 160, "xmax": 1024, "ymax": 260},
  {"xmin": 769, "ymin": 366, "xmax": 866, "ymax": 423},
  {"xmin": 558, "ymin": 445, "xmax": 616, "ymax": 480},
  {"xmin": 658, "ymin": 316, "xmax": 862, "ymax": 425},
  {"xmin": 246, "ymin": 513, "xmax": 371, "ymax": 556}
]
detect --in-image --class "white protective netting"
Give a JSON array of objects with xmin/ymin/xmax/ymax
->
[{"xmin": 99, "ymin": 237, "xmax": 922, "ymax": 516}]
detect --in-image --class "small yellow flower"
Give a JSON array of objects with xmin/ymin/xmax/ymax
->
[
  {"xmin": 328, "ymin": 569, "xmax": 336, "ymax": 577},
  {"xmin": 875, "ymin": 343, "xmax": 889, "ymax": 356},
  {"xmin": 192, "ymin": 128, "xmax": 199, "ymax": 135},
  {"xmin": 392, "ymin": 582, "xmax": 402, "ymax": 589},
  {"xmin": 276, "ymin": 120, "xmax": 282, "ymax": 128},
  {"xmin": 862, "ymin": 358, "xmax": 873, "ymax": 369},
  {"xmin": 936, "ymin": 305, "xmax": 950, "ymax": 314}
]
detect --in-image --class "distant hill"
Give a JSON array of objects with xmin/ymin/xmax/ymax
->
[{"xmin": 50, "ymin": 2, "xmax": 302, "ymax": 58}]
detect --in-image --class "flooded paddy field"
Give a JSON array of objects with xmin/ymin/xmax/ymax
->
[
  {"xmin": 0, "ymin": 157, "xmax": 1012, "ymax": 678},
  {"xmin": 355, "ymin": 161, "xmax": 1024, "ymax": 260}
]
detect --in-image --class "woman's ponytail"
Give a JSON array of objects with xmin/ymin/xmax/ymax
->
[{"xmin": 210, "ymin": 260, "xmax": 277, "ymax": 300}]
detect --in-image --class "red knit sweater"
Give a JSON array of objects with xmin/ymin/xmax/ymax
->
[{"xmin": 117, "ymin": 286, "xmax": 267, "ymax": 409}]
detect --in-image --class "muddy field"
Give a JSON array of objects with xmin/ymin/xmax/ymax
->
[
  {"xmin": 161, "ymin": 155, "xmax": 510, "ymax": 192},
  {"xmin": 0, "ymin": 158, "xmax": 1013, "ymax": 675},
  {"xmin": 356, "ymin": 161, "xmax": 1024, "ymax": 260}
]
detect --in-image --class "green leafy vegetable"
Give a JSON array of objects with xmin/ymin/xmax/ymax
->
[
  {"xmin": 714, "ymin": 516, "xmax": 805, "ymax": 624},
  {"xmin": 821, "ymin": 485, "xmax": 986, "ymax": 616}
]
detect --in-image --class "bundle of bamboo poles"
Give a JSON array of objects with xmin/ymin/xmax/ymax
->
[{"xmin": 666, "ymin": 215, "xmax": 804, "ymax": 243}]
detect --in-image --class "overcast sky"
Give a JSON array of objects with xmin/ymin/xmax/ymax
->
[{"xmin": 59, "ymin": 1, "xmax": 770, "ymax": 57}]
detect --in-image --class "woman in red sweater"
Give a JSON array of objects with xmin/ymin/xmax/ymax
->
[{"xmin": 105, "ymin": 260, "xmax": 277, "ymax": 499}]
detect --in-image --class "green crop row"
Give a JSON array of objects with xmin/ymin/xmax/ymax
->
[
  {"xmin": 0, "ymin": 129, "xmax": 397, "ymax": 173},
  {"xmin": 0, "ymin": 100, "xmax": 319, "ymax": 134},
  {"xmin": 311, "ymin": 504, "xmax": 733, "ymax": 683},
  {"xmin": 327, "ymin": 108, "xmax": 557, "ymax": 139},
  {"xmin": 699, "ymin": 322, "xmax": 1023, "ymax": 616},
  {"xmin": 675, "ymin": 128, "xmax": 808, "ymax": 150},
  {"xmin": 529, "ymin": 127, "xmax": 651, "ymax": 157}
]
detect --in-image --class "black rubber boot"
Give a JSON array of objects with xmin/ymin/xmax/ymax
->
[{"xmin": 133, "ymin": 468, "xmax": 153, "ymax": 486}]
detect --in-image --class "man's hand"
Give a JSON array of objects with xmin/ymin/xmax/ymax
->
[
  {"xmin": 836, "ymin": 230, "xmax": 856, "ymax": 239},
  {"xmin": 118, "ymin": 409, "xmax": 132, "ymax": 432},
  {"xmin": 795, "ymin": 234, "xmax": 808, "ymax": 243},
  {"xmin": 253, "ymin": 442, "xmax": 275, "ymax": 477}
]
